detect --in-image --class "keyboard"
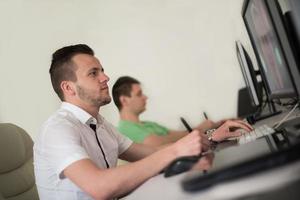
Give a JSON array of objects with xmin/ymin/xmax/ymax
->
[{"xmin": 238, "ymin": 124, "xmax": 275, "ymax": 145}]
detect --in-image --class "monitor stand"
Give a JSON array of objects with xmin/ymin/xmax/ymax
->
[{"xmin": 247, "ymin": 100, "xmax": 282, "ymax": 124}]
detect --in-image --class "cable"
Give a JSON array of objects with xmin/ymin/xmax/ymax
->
[{"xmin": 273, "ymin": 102, "xmax": 299, "ymax": 129}]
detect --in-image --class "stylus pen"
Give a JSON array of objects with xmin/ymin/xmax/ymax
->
[
  {"xmin": 180, "ymin": 117, "xmax": 212, "ymax": 174},
  {"xmin": 180, "ymin": 117, "xmax": 193, "ymax": 132},
  {"xmin": 203, "ymin": 112, "xmax": 208, "ymax": 120}
]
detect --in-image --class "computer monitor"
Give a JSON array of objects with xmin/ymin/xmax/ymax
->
[
  {"xmin": 289, "ymin": 0, "xmax": 300, "ymax": 51},
  {"xmin": 285, "ymin": 0, "xmax": 300, "ymax": 99},
  {"xmin": 242, "ymin": 0, "xmax": 297, "ymax": 100},
  {"xmin": 236, "ymin": 40, "xmax": 262, "ymax": 107}
]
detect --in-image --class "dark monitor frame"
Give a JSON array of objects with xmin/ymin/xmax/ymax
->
[
  {"xmin": 289, "ymin": 0, "xmax": 300, "ymax": 53},
  {"xmin": 286, "ymin": 0, "xmax": 300, "ymax": 99},
  {"xmin": 242, "ymin": 0, "xmax": 297, "ymax": 100},
  {"xmin": 236, "ymin": 40, "xmax": 262, "ymax": 107}
]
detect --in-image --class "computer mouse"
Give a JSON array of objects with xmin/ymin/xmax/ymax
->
[{"xmin": 164, "ymin": 155, "xmax": 200, "ymax": 177}]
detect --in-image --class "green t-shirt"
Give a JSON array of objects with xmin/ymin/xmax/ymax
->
[{"xmin": 118, "ymin": 120, "xmax": 169, "ymax": 143}]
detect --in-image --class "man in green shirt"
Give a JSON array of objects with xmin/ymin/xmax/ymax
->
[
  {"xmin": 112, "ymin": 76, "xmax": 252, "ymax": 147},
  {"xmin": 118, "ymin": 120, "xmax": 169, "ymax": 143}
]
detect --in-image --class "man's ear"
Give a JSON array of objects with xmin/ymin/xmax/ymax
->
[
  {"xmin": 61, "ymin": 81, "xmax": 76, "ymax": 97},
  {"xmin": 120, "ymin": 95, "xmax": 129, "ymax": 107}
]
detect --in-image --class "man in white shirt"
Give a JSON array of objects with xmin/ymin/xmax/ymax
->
[{"xmin": 33, "ymin": 44, "xmax": 251, "ymax": 200}]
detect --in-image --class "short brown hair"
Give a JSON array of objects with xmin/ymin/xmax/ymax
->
[
  {"xmin": 112, "ymin": 76, "xmax": 140, "ymax": 110},
  {"xmin": 49, "ymin": 44, "xmax": 94, "ymax": 101}
]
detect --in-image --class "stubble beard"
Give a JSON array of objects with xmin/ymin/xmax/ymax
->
[{"xmin": 76, "ymin": 85, "xmax": 111, "ymax": 107}]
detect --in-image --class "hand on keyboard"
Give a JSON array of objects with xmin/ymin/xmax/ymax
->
[
  {"xmin": 209, "ymin": 119, "xmax": 253, "ymax": 142},
  {"xmin": 224, "ymin": 128, "xmax": 249, "ymax": 141},
  {"xmin": 238, "ymin": 125, "xmax": 275, "ymax": 144}
]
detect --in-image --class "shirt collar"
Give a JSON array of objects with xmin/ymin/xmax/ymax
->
[{"xmin": 61, "ymin": 102, "xmax": 104, "ymax": 126}]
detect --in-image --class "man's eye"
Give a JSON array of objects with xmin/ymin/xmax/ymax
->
[{"xmin": 90, "ymin": 71, "xmax": 97, "ymax": 76}]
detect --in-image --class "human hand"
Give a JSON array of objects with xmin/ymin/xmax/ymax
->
[
  {"xmin": 172, "ymin": 130, "xmax": 210, "ymax": 158},
  {"xmin": 211, "ymin": 119, "xmax": 253, "ymax": 142},
  {"xmin": 212, "ymin": 116, "xmax": 246, "ymax": 128},
  {"xmin": 195, "ymin": 117, "xmax": 241, "ymax": 132}
]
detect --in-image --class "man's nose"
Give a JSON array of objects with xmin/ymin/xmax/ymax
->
[{"xmin": 99, "ymin": 72, "xmax": 110, "ymax": 82}]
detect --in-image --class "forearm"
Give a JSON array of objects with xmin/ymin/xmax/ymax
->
[
  {"xmin": 65, "ymin": 130, "xmax": 207, "ymax": 200},
  {"xmin": 119, "ymin": 143, "xmax": 158, "ymax": 162},
  {"xmin": 95, "ymin": 146, "xmax": 176, "ymax": 199},
  {"xmin": 195, "ymin": 121, "xmax": 214, "ymax": 132},
  {"xmin": 167, "ymin": 130, "xmax": 188, "ymax": 142},
  {"xmin": 142, "ymin": 131, "xmax": 188, "ymax": 147}
]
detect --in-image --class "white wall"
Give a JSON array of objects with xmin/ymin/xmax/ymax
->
[{"xmin": 0, "ymin": 0, "xmax": 253, "ymax": 139}]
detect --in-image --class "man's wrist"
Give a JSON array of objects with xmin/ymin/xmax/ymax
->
[
  {"xmin": 166, "ymin": 142, "xmax": 181, "ymax": 160},
  {"xmin": 206, "ymin": 128, "xmax": 217, "ymax": 142}
]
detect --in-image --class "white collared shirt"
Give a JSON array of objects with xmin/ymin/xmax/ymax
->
[{"xmin": 34, "ymin": 102, "xmax": 132, "ymax": 200}]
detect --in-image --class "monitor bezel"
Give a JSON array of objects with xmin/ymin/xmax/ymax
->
[
  {"xmin": 236, "ymin": 40, "xmax": 261, "ymax": 106},
  {"xmin": 242, "ymin": 0, "xmax": 297, "ymax": 100},
  {"xmin": 285, "ymin": 0, "xmax": 300, "ymax": 99}
]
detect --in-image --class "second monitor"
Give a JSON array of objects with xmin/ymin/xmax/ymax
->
[{"xmin": 242, "ymin": 0, "xmax": 297, "ymax": 100}]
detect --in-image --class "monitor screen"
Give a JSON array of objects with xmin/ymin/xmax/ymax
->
[{"xmin": 242, "ymin": 0, "xmax": 296, "ymax": 99}]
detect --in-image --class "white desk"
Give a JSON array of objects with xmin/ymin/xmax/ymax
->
[
  {"xmin": 123, "ymin": 110, "xmax": 300, "ymax": 200},
  {"xmin": 123, "ymin": 161, "xmax": 300, "ymax": 200}
]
